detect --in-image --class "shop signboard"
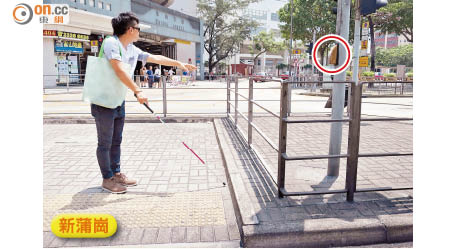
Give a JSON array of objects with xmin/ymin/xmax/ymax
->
[{"xmin": 54, "ymin": 40, "xmax": 83, "ymax": 53}]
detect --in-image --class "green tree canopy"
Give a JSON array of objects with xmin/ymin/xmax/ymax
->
[
  {"xmin": 373, "ymin": 0, "xmax": 413, "ymax": 42},
  {"xmin": 248, "ymin": 31, "xmax": 286, "ymax": 65},
  {"xmin": 278, "ymin": 0, "xmax": 337, "ymax": 43},
  {"xmin": 197, "ymin": 0, "xmax": 259, "ymax": 72},
  {"xmin": 375, "ymin": 44, "xmax": 413, "ymax": 67}
]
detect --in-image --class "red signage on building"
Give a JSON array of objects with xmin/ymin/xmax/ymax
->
[{"xmin": 43, "ymin": 29, "xmax": 57, "ymax": 37}]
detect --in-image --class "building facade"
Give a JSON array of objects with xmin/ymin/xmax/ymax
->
[
  {"xmin": 373, "ymin": 31, "xmax": 412, "ymax": 49},
  {"xmin": 43, "ymin": 0, "xmax": 204, "ymax": 88}
]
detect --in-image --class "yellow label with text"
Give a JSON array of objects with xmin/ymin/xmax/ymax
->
[
  {"xmin": 51, "ymin": 214, "xmax": 117, "ymax": 238},
  {"xmin": 359, "ymin": 56, "xmax": 369, "ymax": 67}
]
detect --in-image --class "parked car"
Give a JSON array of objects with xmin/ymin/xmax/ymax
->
[
  {"xmin": 253, "ymin": 72, "xmax": 272, "ymax": 82},
  {"xmin": 279, "ymin": 71, "xmax": 290, "ymax": 80}
]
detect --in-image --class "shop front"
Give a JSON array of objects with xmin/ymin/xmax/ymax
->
[{"xmin": 43, "ymin": 29, "xmax": 90, "ymax": 88}]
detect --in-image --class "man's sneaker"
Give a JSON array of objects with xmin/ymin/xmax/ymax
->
[
  {"xmin": 113, "ymin": 173, "xmax": 137, "ymax": 187},
  {"xmin": 102, "ymin": 178, "xmax": 127, "ymax": 194}
]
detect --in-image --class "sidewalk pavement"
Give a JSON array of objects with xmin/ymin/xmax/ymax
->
[
  {"xmin": 43, "ymin": 122, "xmax": 240, "ymax": 247},
  {"xmin": 43, "ymin": 113, "xmax": 413, "ymax": 247},
  {"xmin": 213, "ymin": 116, "xmax": 412, "ymax": 247}
]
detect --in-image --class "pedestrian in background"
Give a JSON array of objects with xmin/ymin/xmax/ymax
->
[
  {"xmin": 139, "ymin": 65, "xmax": 147, "ymax": 88},
  {"xmin": 147, "ymin": 65, "xmax": 154, "ymax": 88},
  {"xmin": 154, "ymin": 67, "xmax": 161, "ymax": 88}
]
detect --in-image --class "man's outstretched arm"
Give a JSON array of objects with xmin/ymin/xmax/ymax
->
[{"xmin": 146, "ymin": 54, "xmax": 197, "ymax": 71}]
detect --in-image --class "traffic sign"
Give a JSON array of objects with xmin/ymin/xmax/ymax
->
[
  {"xmin": 90, "ymin": 40, "xmax": 98, "ymax": 47},
  {"xmin": 359, "ymin": 56, "xmax": 369, "ymax": 67},
  {"xmin": 292, "ymin": 49, "xmax": 301, "ymax": 55},
  {"xmin": 362, "ymin": 22, "xmax": 369, "ymax": 29},
  {"xmin": 361, "ymin": 40, "xmax": 368, "ymax": 50}
]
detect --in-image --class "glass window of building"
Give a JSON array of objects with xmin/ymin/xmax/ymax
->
[
  {"xmin": 165, "ymin": 14, "xmax": 168, "ymax": 19},
  {"xmin": 98, "ymin": 1, "xmax": 103, "ymax": 9},
  {"xmin": 156, "ymin": 11, "xmax": 159, "ymax": 16},
  {"xmin": 89, "ymin": 0, "xmax": 95, "ymax": 7},
  {"xmin": 106, "ymin": 3, "xmax": 111, "ymax": 11},
  {"xmin": 271, "ymin": 13, "xmax": 279, "ymax": 21},
  {"xmin": 80, "ymin": 0, "xmax": 86, "ymax": 4}
]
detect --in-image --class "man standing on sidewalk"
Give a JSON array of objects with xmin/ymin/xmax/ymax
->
[{"xmin": 94, "ymin": 12, "xmax": 196, "ymax": 194}]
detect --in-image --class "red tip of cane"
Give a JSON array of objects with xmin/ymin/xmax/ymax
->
[{"xmin": 156, "ymin": 116, "xmax": 160, "ymax": 119}]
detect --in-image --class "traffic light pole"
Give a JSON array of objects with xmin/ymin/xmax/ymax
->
[
  {"xmin": 350, "ymin": 0, "xmax": 362, "ymax": 118},
  {"xmin": 287, "ymin": 0, "xmax": 294, "ymax": 117},
  {"xmin": 327, "ymin": 0, "xmax": 351, "ymax": 176}
]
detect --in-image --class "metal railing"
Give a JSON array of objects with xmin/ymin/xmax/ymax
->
[
  {"xmin": 363, "ymin": 81, "xmax": 413, "ymax": 95},
  {"xmin": 43, "ymin": 74, "xmax": 86, "ymax": 94},
  {"xmin": 43, "ymin": 74, "xmax": 281, "ymax": 116},
  {"xmin": 226, "ymin": 78, "xmax": 413, "ymax": 202}
]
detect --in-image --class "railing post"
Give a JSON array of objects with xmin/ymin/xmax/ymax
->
[
  {"xmin": 287, "ymin": 82, "xmax": 292, "ymax": 116},
  {"xmin": 345, "ymin": 82, "xmax": 363, "ymax": 202},
  {"xmin": 248, "ymin": 78, "xmax": 254, "ymax": 147},
  {"xmin": 227, "ymin": 76, "xmax": 230, "ymax": 117},
  {"xmin": 66, "ymin": 75, "xmax": 69, "ymax": 93},
  {"xmin": 162, "ymin": 76, "xmax": 167, "ymax": 117},
  {"xmin": 277, "ymin": 81, "xmax": 288, "ymax": 198},
  {"xmin": 234, "ymin": 75, "xmax": 238, "ymax": 128}
]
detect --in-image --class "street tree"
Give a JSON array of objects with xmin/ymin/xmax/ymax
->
[
  {"xmin": 368, "ymin": 0, "xmax": 413, "ymax": 71},
  {"xmin": 197, "ymin": 0, "xmax": 259, "ymax": 73},
  {"xmin": 278, "ymin": 0, "xmax": 338, "ymax": 43},
  {"xmin": 375, "ymin": 44, "xmax": 413, "ymax": 67},
  {"xmin": 373, "ymin": 0, "xmax": 413, "ymax": 42},
  {"xmin": 248, "ymin": 31, "xmax": 286, "ymax": 71},
  {"xmin": 276, "ymin": 63, "xmax": 288, "ymax": 76}
]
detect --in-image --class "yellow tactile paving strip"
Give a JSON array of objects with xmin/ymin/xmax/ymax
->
[{"xmin": 43, "ymin": 191, "xmax": 226, "ymax": 230}]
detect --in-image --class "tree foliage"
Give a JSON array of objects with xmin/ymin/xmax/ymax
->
[
  {"xmin": 372, "ymin": 0, "xmax": 413, "ymax": 42},
  {"xmin": 375, "ymin": 44, "xmax": 413, "ymax": 67},
  {"xmin": 248, "ymin": 31, "xmax": 286, "ymax": 65},
  {"xmin": 197, "ymin": 0, "xmax": 259, "ymax": 72},
  {"xmin": 278, "ymin": 0, "xmax": 337, "ymax": 43}
]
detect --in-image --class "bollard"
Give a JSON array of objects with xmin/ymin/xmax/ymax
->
[
  {"xmin": 277, "ymin": 81, "xmax": 289, "ymax": 198},
  {"xmin": 248, "ymin": 78, "xmax": 254, "ymax": 147},
  {"xmin": 162, "ymin": 76, "xmax": 167, "ymax": 117},
  {"xmin": 345, "ymin": 82, "xmax": 363, "ymax": 202}
]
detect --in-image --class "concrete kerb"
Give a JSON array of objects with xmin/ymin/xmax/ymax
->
[
  {"xmin": 299, "ymin": 92, "xmax": 413, "ymax": 98},
  {"xmin": 241, "ymin": 214, "xmax": 412, "ymax": 248},
  {"xmin": 211, "ymin": 118, "xmax": 413, "ymax": 248},
  {"xmin": 43, "ymin": 116, "xmax": 217, "ymax": 124}
]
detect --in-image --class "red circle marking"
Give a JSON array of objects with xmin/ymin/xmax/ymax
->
[{"xmin": 312, "ymin": 35, "xmax": 351, "ymax": 74}]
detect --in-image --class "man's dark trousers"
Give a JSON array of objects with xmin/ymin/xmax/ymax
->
[{"xmin": 91, "ymin": 101, "xmax": 125, "ymax": 179}]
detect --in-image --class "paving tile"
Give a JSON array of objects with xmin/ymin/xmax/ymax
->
[
  {"xmin": 186, "ymin": 226, "xmax": 200, "ymax": 243},
  {"xmin": 156, "ymin": 227, "xmax": 172, "ymax": 244},
  {"xmin": 200, "ymin": 226, "xmax": 214, "ymax": 242},
  {"xmin": 171, "ymin": 227, "xmax": 186, "ymax": 243}
]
